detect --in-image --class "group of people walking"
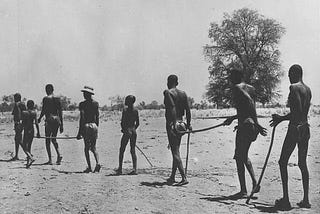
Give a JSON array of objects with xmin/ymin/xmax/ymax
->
[{"xmin": 9, "ymin": 64, "xmax": 312, "ymax": 210}]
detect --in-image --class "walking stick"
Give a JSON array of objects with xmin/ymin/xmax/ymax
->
[
  {"xmin": 246, "ymin": 125, "xmax": 278, "ymax": 204},
  {"xmin": 35, "ymin": 136, "xmax": 78, "ymax": 140},
  {"xmin": 135, "ymin": 144, "xmax": 154, "ymax": 168},
  {"xmin": 185, "ymin": 132, "xmax": 191, "ymax": 176}
]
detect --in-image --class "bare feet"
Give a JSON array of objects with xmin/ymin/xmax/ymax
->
[
  {"xmin": 83, "ymin": 167, "xmax": 92, "ymax": 173},
  {"xmin": 56, "ymin": 156, "xmax": 63, "ymax": 165},
  {"xmin": 275, "ymin": 198, "xmax": 292, "ymax": 211},
  {"xmin": 128, "ymin": 170, "xmax": 137, "ymax": 175},
  {"xmin": 297, "ymin": 200, "xmax": 311, "ymax": 209},
  {"xmin": 175, "ymin": 180, "xmax": 189, "ymax": 186},
  {"xmin": 166, "ymin": 177, "xmax": 176, "ymax": 185},
  {"xmin": 93, "ymin": 164, "xmax": 101, "ymax": 173},
  {"xmin": 26, "ymin": 157, "xmax": 35, "ymax": 168}
]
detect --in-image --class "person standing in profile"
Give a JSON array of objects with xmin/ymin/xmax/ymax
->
[
  {"xmin": 21, "ymin": 100, "xmax": 40, "ymax": 168},
  {"xmin": 164, "ymin": 74, "xmax": 191, "ymax": 186},
  {"xmin": 270, "ymin": 64, "xmax": 312, "ymax": 210},
  {"xmin": 11, "ymin": 93, "xmax": 26, "ymax": 161},
  {"xmin": 38, "ymin": 84, "xmax": 63, "ymax": 165},
  {"xmin": 223, "ymin": 69, "xmax": 267, "ymax": 198}
]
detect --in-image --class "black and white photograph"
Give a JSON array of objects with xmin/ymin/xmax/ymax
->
[{"xmin": 0, "ymin": 0, "xmax": 319, "ymax": 213}]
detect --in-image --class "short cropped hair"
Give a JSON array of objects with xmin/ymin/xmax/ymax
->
[
  {"xmin": 125, "ymin": 95, "xmax": 136, "ymax": 105},
  {"xmin": 167, "ymin": 74, "xmax": 178, "ymax": 85},
  {"xmin": 289, "ymin": 64, "xmax": 303, "ymax": 78},
  {"xmin": 14, "ymin": 93, "xmax": 21, "ymax": 101},
  {"xmin": 45, "ymin": 84, "xmax": 54, "ymax": 93},
  {"xmin": 27, "ymin": 100, "xmax": 35, "ymax": 109}
]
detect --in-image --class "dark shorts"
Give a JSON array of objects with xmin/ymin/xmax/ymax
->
[
  {"xmin": 83, "ymin": 123, "xmax": 98, "ymax": 150},
  {"xmin": 233, "ymin": 120, "xmax": 257, "ymax": 160}
]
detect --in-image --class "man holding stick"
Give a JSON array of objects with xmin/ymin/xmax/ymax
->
[
  {"xmin": 164, "ymin": 74, "xmax": 191, "ymax": 186},
  {"xmin": 223, "ymin": 69, "xmax": 267, "ymax": 198},
  {"xmin": 270, "ymin": 64, "xmax": 312, "ymax": 210},
  {"xmin": 38, "ymin": 84, "xmax": 63, "ymax": 165}
]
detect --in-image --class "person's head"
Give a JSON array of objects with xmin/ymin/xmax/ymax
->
[
  {"xmin": 27, "ymin": 100, "xmax": 35, "ymax": 110},
  {"xmin": 81, "ymin": 86, "xmax": 94, "ymax": 100},
  {"xmin": 288, "ymin": 64, "xmax": 303, "ymax": 84},
  {"xmin": 45, "ymin": 84, "xmax": 54, "ymax": 95},
  {"xmin": 167, "ymin": 74, "xmax": 178, "ymax": 89},
  {"xmin": 13, "ymin": 93, "xmax": 21, "ymax": 102},
  {"xmin": 125, "ymin": 95, "xmax": 136, "ymax": 107},
  {"xmin": 229, "ymin": 69, "xmax": 243, "ymax": 85}
]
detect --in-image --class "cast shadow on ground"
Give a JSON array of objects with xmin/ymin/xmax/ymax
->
[
  {"xmin": 250, "ymin": 201, "xmax": 281, "ymax": 213},
  {"xmin": 140, "ymin": 181, "xmax": 172, "ymax": 188},
  {"xmin": 51, "ymin": 168, "xmax": 87, "ymax": 174},
  {"xmin": 200, "ymin": 194, "xmax": 281, "ymax": 213}
]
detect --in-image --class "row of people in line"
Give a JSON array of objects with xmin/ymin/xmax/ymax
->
[{"xmin": 10, "ymin": 64, "xmax": 311, "ymax": 210}]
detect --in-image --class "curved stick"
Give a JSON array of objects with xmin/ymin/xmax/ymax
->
[
  {"xmin": 246, "ymin": 125, "xmax": 277, "ymax": 204},
  {"xmin": 35, "ymin": 136, "xmax": 78, "ymax": 140},
  {"xmin": 185, "ymin": 132, "xmax": 191, "ymax": 176},
  {"xmin": 135, "ymin": 144, "xmax": 154, "ymax": 168},
  {"xmin": 182, "ymin": 122, "xmax": 225, "ymax": 134}
]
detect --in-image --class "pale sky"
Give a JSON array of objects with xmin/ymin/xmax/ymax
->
[{"xmin": 0, "ymin": 0, "xmax": 319, "ymax": 106}]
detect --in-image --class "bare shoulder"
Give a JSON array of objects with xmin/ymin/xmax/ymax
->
[{"xmin": 92, "ymin": 100, "xmax": 99, "ymax": 107}]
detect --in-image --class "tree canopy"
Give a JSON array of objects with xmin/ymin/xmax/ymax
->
[{"xmin": 204, "ymin": 8, "xmax": 285, "ymax": 107}]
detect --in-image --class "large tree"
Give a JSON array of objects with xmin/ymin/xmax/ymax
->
[{"xmin": 204, "ymin": 8, "xmax": 285, "ymax": 107}]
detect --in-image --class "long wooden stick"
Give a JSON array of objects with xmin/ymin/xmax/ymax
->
[
  {"xmin": 35, "ymin": 136, "xmax": 78, "ymax": 140},
  {"xmin": 246, "ymin": 125, "xmax": 277, "ymax": 204},
  {"xmin": 135, "ymin": 144, "xmax": 154, "ymax": 168},
  {"xmin": 185, "ymin": 132, "xmax": 191, "ymax": 176},
  {"xmin": 181, "ymin": 122, "xmax": 225, "ymax": 134}
]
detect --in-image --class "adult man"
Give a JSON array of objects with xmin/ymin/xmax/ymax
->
[
  {"xmin": 224, "ymin": 69, "xmax": 267, "ymax": 198},
  {"xmin": 38, "ymin": 84, "xmax": 63, "ymax": 165},
  {"xmin": 164, "ymin": 74, "xmax": 191, "ymax": 186},
  {"xmin": 11, "ymin": 93, "xmax": 26, "ymax": 161},
  {"xmin": 76, "ymin": 86, "xmax": 101, "ymax": 173},
  {"xmin": 270, "ymin": 64, "xmax": 312, "ymax": 210}
]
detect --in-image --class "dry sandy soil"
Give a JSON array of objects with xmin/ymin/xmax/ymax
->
[{"xmin": 0, "ymin": 109, "xmax": 319, "ymax": 213}]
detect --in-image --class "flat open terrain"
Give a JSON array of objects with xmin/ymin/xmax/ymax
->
[{"xmin": 0, "ymin": 109, "xmax": 319, "ymax": 213}]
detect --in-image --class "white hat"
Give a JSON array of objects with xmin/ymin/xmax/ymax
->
[{"xmin": 81, "ymin": 86, "xmax": 94, "ymax": 95}]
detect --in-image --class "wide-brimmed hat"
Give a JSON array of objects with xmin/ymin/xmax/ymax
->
[{"xmin": 81, "ymin": 86, "xmax": 94, "ymax": 95}]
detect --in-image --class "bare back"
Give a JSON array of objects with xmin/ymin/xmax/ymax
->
[
  {"xmin": 164, "ymin": 88, "xmax": 188, "ymax": 122},
  {"xmin": 233, "ymin": 83, "xmax": 256, "ymax": 123},
  {"xmin": 288, "ymin": 82, "xmax": 312, "ymax": 125}
]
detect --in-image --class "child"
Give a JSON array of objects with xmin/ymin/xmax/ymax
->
[
  {"xmin": 76, "ymin": 86, "xmax": 101, "ymax": 173},
  {"xmin": 22, "ymin": 100, "xmax": 40, "ymax": 168},
  {"xmin": 116, "ymin": 95, "xmax": 139, "ymax": 175}
]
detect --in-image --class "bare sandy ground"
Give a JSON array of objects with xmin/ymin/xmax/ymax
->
[{"xmin": 0, "ymin": 111, "xmax": 319, "ymax": 213}]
